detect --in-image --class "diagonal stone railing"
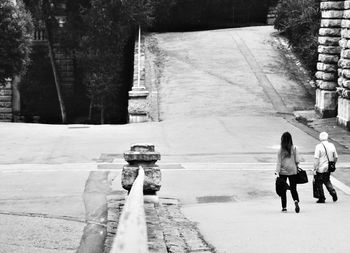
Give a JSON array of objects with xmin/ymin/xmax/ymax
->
[{"xmin": 110, "ymin": 165, "xmax": 149, "ymax": 253}]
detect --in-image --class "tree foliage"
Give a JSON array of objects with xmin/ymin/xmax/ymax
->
[
  {"xmin": 149, "ymin": 0, "xmax": 271, "ymax": 31},
  {"xmin": 0, "ymin": 0, "xmax": 33, "ymax": 85},
  {"xmin": 19, "ymin": 45, "xmax": 60, "ymax": 123},
  {"xmin": 63, "ymin": 0, "xmax": 154, "ymax": 123},
  {"xmin": 274, "ymin": 0, "xmax": 321, "ymax": 73},
  {"xmin": 18, "ymin": 0, "xmax": 277, "ymax": 123}
]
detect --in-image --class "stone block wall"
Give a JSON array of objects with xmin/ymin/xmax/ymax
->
[
  {"xmin": 266, "ymin": 1, "xmax": 280, "ymax": 25},
  {"xmin": 54, "ymin": 47, "xmax": 75, "ymax": 99},
  {"xmin": 315, "ymin": 0, "xmax": 350, "ymax": 129},
  {"xmin": 315, "ymin": 0, "xmax": 343, "ymax": 118},
  {"xmin": 0, "ymin": 80, "xmax": 13, "ymax": 122},
  {"xmin": 338, "ymin": 0, "xmax": 350, "ymax": 129}
]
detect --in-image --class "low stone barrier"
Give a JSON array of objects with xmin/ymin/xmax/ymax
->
[
  {"xmin": 110, "ymin": 144, "xmax": 161, "ymax": 252},
  {"xmin": 110, "ymin": 166, "xmax": 148, "ymax": 253}
]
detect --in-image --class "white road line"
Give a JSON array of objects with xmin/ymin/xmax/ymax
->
[
  {"xmin": 1, "ymin": 163, "xmax": 350, "ymax": 195},
  {"xmin": 0, "ymin": 162, "xmax": 350, "ymax": 171},
  {"xmin": 331, "ymin": 176, "xmax": 350, "ymax": 195},
  {"xmin": 0, "ymin": 162, "xmax": 283, "ymax": 166},
  {"xmin": 0, "ymin": 162, "xmax": 350, "ymax": 173}
]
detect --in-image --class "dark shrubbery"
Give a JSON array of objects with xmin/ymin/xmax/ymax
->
[
  {"xmin": 0, "ymin": 0, "xmax": 33, "ymax": 85},
  {"xmin": 19, "ymin": 46, "xmax": 61, "ymax": 123},
  {"xmin": 274, "ymin": 0, "xmax": 321, "ymax": 73},
  {"xmin": 150, "ymin": 0, "xmax": 272, "ymax": 31},
  {"xmin": 19, "ymin": 0, "xmax": 277, "ymax": 124}
]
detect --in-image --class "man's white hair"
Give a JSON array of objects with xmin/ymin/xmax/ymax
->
[{"xmin": 319, "ymin": 132, "xmax": 328, "ymax": 141}]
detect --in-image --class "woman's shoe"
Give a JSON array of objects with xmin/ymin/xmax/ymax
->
[
  {"xmin": 295, "ymin": 201, "xmax": 300, "ymax": 213},
  {"xmin": 282, "ymin": 208, "xmax": 287, "ymax": 212},
  {"xmin": 316, "ymin": 199, "xmax": 325, "ymax": 203}
]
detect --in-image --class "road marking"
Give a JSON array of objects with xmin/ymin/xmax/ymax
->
[
  {"xmin": 0, "ymin": 211, "xmax": 85, "ymax": 223},
  {"xmin": 230, "ymin": 31, "xmax": 290, "ymax": 114},
  {"xmin": 1, "ymin": 163, "xmax": 349, "ymax": 195},
  {"xmin": 1, "ymin": 162, "xmax": 350, "ymax": 173},
  {"xmin": 331, "ymin": 176, "xmax": 350, "ymax": 195}
]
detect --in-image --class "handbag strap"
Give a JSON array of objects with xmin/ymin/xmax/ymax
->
[{"xmin": 321, "ymin": 143, "xmax": 330, "ymax": 162}]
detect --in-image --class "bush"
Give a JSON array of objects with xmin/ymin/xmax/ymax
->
[
  {"xmin": 19, "ymin": 46, "xmax": 61, "ymax": 123},
  {"xmin": 274, "ymin": 0, "xmax": 321, "ymax": 73},
  {"xmin": 150, "ymin": 0, "xmax": 271, "ymax": 31},
  {"xmin": 0, "ymin": 0, "xmax": 33, "ymax": 85}
]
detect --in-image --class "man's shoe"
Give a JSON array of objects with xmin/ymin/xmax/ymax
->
[
  {"xmin": 282, "ymin": 208, "xmax": 287, "ymax": 212},
  {"xmin": 316, "ymin": 199, "xmax": 325, "ymax": 203},
  {"xmin": 295, "ymin": 201, "xmax": 300, "ymax": 213},
  {"xmin": 332, "ymin": 193, "xmax": 338, "ymax": 202}
]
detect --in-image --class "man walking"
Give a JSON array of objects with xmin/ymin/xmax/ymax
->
[{"xmin": 313, "ymin": 132, "xmax": 338, "ymax": 203}]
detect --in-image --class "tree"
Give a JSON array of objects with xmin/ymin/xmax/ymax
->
[
  {"xmin": 67, "ymin": 0, "xmax": 154, "ymax": 123},
  {"xmin": 274, "ymin": 0, "xmax": 320, "ymax": 73},
  {"xmin": 0, "ymin": 0, "xmax": 33, "ymax": 86},
  {"xmin": 23, "ymin": 0, "xmax": 68, "ymax": 123}
]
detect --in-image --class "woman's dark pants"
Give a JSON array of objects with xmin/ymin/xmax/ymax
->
[{"xmin": 279, "ymin": 174, "xmax": 299, "ymax": 208}]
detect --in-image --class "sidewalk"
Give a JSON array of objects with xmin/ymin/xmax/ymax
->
[
  {"xmin": 294, "ymin": 110, "xmax": 350, "ymax": 150},
  {"xmin": 183, "ymin": 185, "xmax": 350, "ymax": 253},
  {"xmin": 139, "ymin": 25, "xmax": 350, "ymax": 253}
]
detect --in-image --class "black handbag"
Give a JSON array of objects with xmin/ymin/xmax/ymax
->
[
  {"xmin": 294, "ymin": 147, "xmax": 308, "ymax": 184},
  {"xmin": 275, "ymin": 177, "xmax": 290, "ymax": 197},
  {"xmin": 313, "ymin": 178, "xmax": 320, "ymax": 199},
  {"xmin": 321, "ymin": 143, "xmax": 336, "ymax": 172},
  {"xmin": 328, "ymin": 161, "xmax": 336, "ymax": 173},
  {"xmin": 296, "ymin": 167, "xmax": 308, "ymax": 184}
]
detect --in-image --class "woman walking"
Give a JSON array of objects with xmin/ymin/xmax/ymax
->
[{"xmin": 276, "ymin": 132, "xmax": 301, "ymax": 213}]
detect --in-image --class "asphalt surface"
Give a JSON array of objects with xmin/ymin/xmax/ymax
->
[
  {"xmin": 0, "ymin": 26, "xmax": 350, "ymax": 252},
  {"xmin": 146, "ymin": 25, "xmax": 350, "ymax": 253}
]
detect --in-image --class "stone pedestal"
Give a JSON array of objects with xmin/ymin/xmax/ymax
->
[
  {"xmin": 128, "ymin": 30, "xmax": 149, "ymax": 123},
  {"xmin": 337, "ymin": 97, "xmax": 350, "ymax": 129},
  {"xmin": 315, "ymin": 89, "xmax": 338, "ymax": 117},
  {"xmin": 122, "ymin": 144, "xmax": 161, "ymax": 197},
  {"xmin": 128, "ymin": 87, "xmax": 149, "ymax": 123}
]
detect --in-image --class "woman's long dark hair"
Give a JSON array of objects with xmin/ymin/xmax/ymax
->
[{"xmin": 281, "ymin": 132, "xmax": 293, "ymax": 158}]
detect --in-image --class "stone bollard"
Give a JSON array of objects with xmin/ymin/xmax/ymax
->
[{"xmin": 122, "ymin": 144, "xmax": 161, "ymax": 202}]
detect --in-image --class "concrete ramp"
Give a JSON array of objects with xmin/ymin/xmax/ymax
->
[{"xmin": 145, "ymin": 26, "xmax": 315, "ymax": 121}]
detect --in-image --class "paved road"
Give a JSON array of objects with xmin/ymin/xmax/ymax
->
[
  {"xmin": 146, "ymin": 25, "xmax": 350, "ymax": 253},
  {"xmin": 1, "ymin": 26, "xmax": 350, "ymax": 252},
  {"xmin": 148, "ymin": 26, "xmax": 314, "ymax": 120}
]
